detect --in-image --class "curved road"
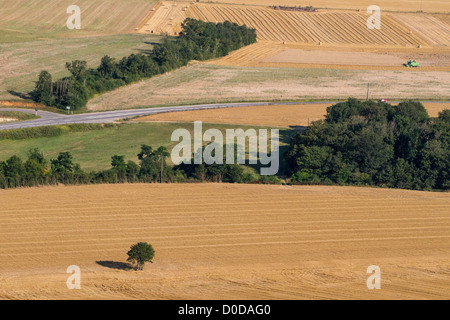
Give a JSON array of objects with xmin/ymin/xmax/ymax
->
[
  {"xmin": 0, "ymin": 101, "xmax": 330, "ymax": 130},
  {"xmin": 0, "ymin": 101, "xmax": 446, "ymax": 130}
]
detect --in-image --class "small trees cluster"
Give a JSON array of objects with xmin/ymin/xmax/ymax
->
[
  {"xmin": 31, "ymin": 19, "xmax": 257, "ymax": 111},
  {"xmin": 175, "ymin": 144, "xmax": 246, "ymax": 183},
  {"xmin": 0, "ymin": 148, "xmax": 87, "ymax": 188}
]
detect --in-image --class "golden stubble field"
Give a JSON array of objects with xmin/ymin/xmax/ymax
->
[
  {"xmin": 198, "ymin": 0, "xmax": 450, "ymax": 13},
  {"xmin": 87, "ymin": 65, "xmax": 450, "ymax": 111},
  {"xmin": 140, "ymin": 1, "xmax": 446, "ymax": 46},
  {"xmin": 0, "ymin": 184, "xmax": 449, "ymax": 299},
  {"xmin": 208, "ymin": 41, "xmax": 450, "ymax": 71},
  {"xmin": 132, "ymin": 103, "xmax": 449, "ymax": 127},
  {"xmin": 139, "ymin": 1, "xmax": 450, "ymax": 70},
  {"xmin": 0, "ymin": 0, "xmax": 158, "ymax": 38}
]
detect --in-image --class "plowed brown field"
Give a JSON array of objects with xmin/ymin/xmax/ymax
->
[{"xmin": 0, "ymin": 184, "xmax": 449, "ymax": 299}]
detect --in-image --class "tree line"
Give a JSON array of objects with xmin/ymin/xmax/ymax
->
[
  {"xmin": 31, "ymin": 19, "xmax": 257, "ymax": 110},
  {"xmin": 286, "ymin": 99, "xmax": 449, "ymax": 191},
  {"xmin": 0, "ymin": 144, "xmax": 267, "ymax": 189}
]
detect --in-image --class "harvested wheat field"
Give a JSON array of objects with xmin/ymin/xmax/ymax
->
[
  {"xmin": 140, "ymin": 2, "xmax": 448, "ymax": 48},
  {"xmin": 140, "ymin": 1, "xmax": 450, "ymax": 71},
  {"xmin": 87, "ymin": 63, "xmax": 450, "ymax": 111},
  {"xmin": 200, "ymin": 0, "xmax": 450, "ymax": 13},
  {"xmin": 132, "ymin": 103, "xmax": 449, "ymax": 127},
  {"xmin": 422, "ymin": 102, "xmax": 450, "ymax": 117},
  {"xmin": 133, "ymin": 104, "xmax": 330, "ymax": 127},
  {"xmin": 0, "ymin": 0, "xmax": 157, "ymax": 41},
  {"xmin": 0, "ymin": 184, "xmax": 449, "ymax": 299},
  {"xmin": 209, "ymin": 41, "xmax": 450, "ymax": 70}
]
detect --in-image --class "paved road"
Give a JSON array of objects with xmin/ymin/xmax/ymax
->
[
  {"xmin": 0, "ymin": 101, "xmax": 333, "ymax": 130},
  {"xmin": 0, "ymin": 101, "xmax": 446, "ymax": 130}
]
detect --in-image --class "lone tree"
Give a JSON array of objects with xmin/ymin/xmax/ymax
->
[{"xmin": 127, "ymin": 242, "xmax": 155, "ymax": 270}]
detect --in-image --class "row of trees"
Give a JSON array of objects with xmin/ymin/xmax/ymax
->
[
  {"xmin": 0, "ymin": 145, "xmax": 255, "ymax": 189},
  {"xmin": 286, "ymin": 99, "xmax": 449, "ymax": 191},
  {"xmin": 31, "ymin": 19, "xmax": 257, "ymax": 110}
]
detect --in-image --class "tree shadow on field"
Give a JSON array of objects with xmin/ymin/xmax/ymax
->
[
  {"xmin": 7, "ymin": 90, "xmax": 33, "ymax": 100},
  {"xmin": 288, "ymin": 125, "xmax": 307, "ymax": 132},
  {"xmin": 96, "ymin": 260, "xmax": 133, "ymax": 271},
  {"xmin": 137, "ymin": 41, "xmax": 162, "ymax": 55},
  {"xmin": 144, "ymin": 41, "xmax": 160, "ymax": 46}
]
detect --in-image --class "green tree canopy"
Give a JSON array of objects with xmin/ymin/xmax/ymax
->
[
  {"xmin": 286, "ymin": 98, "xmax": 449, "ymax": 190},
  {"xmin": 33, "ymin": 71, "xmax": 53, "ymax": 105},
  {"xmin": 126, "ymin": 242, "xmax": 155, "ymax": 271},
  {"xmin": 65, "ymin": 60, "xmax": 88, "ymax": 81}
]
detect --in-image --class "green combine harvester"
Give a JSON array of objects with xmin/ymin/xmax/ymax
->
[{"xmin": 404, "ymin": 60, "xmax": 420, "ymax": 67}]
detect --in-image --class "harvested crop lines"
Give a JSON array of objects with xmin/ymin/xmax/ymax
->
[
  {"xmin": 1, "ymin": 184, "xmax": 449, "ymax": 299},
  {"xmin": 141, "ymin": 2, "xmax": 434, "ymax": 47}
]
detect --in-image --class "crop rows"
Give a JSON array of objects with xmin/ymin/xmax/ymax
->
[
  {"xmin": 140, "ymin": 2, "xmax": 446, "ymax": 47},
  {"xmin": 1, "ymin": 184, "xmax": 449, "ymax": 299}
]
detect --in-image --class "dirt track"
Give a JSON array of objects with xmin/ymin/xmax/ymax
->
[{"xmin": 0, "ymin": 184, "xmax": 449, "ymax": 299}]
